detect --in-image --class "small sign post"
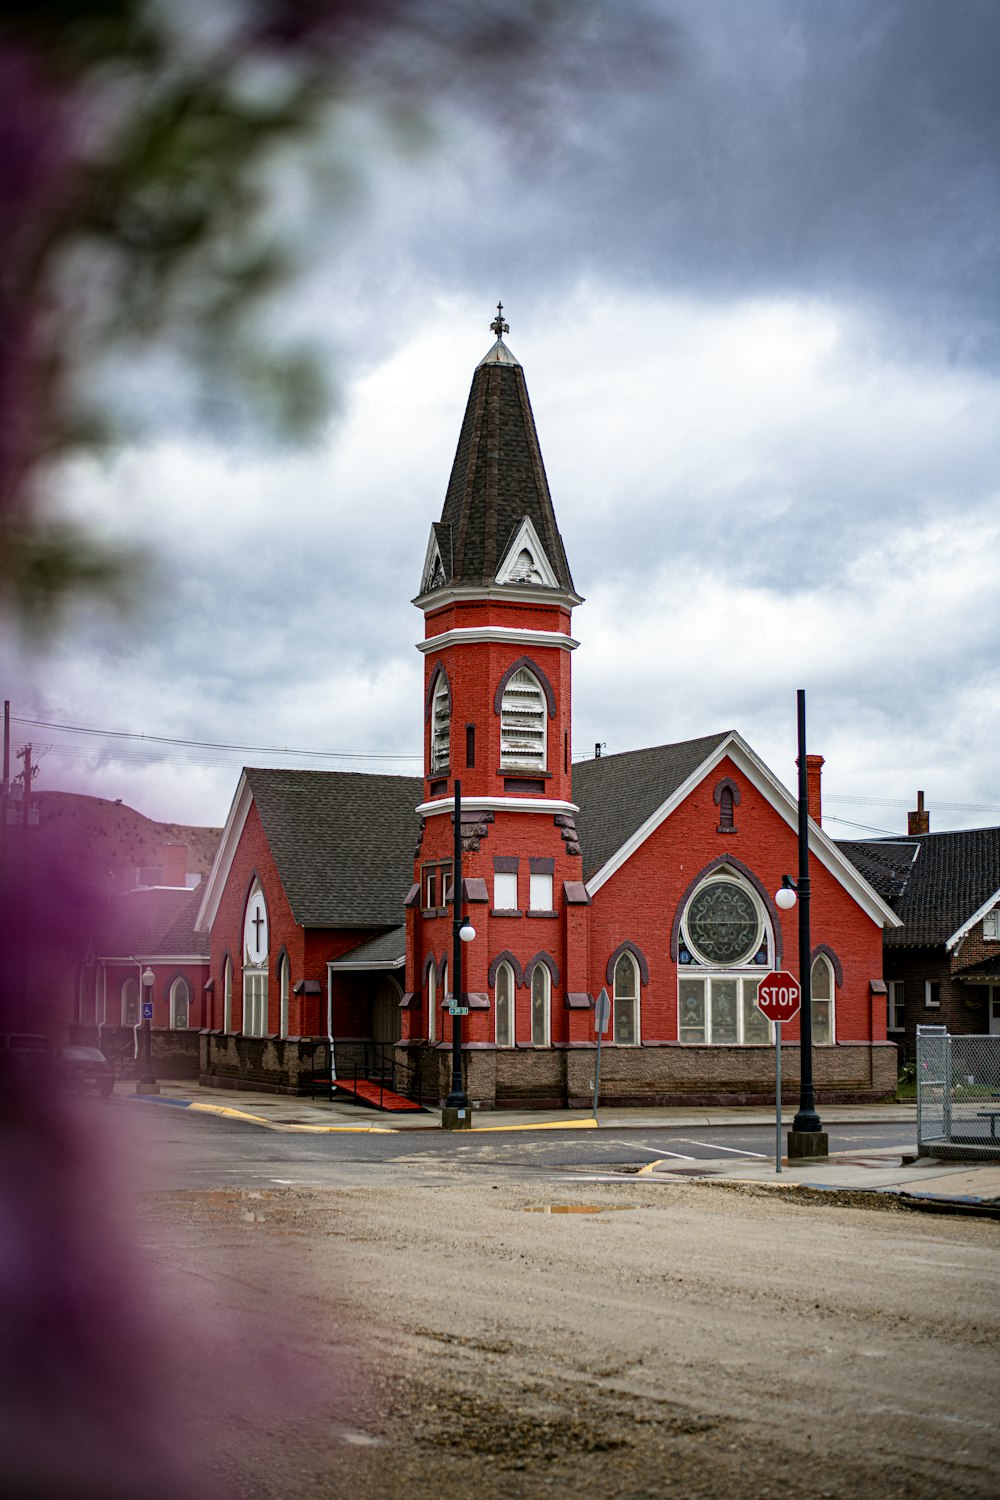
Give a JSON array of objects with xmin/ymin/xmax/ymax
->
[
  {"xmin": 755, "ymin": 970, "xmax": 802, "ymax": 1175},
  {"xmin": 141, "ymin": 1001, "xmax": 154, "ymax": 1020},
  {"xmin": 593, "ymin": 987, "xmax": 611, "ymax": 1122}
]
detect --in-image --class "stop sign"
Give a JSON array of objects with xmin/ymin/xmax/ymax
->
[{"xmin": 756, "ymin": 970, "xmax": 801, "ymax": 1023}]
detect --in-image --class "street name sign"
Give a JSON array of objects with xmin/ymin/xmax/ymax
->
[
  {"xmin": 449, "ymin": 1005, "xmax": 469, "ymax": 1016},
  {"xmin": 756, "ymin": 970, "xmax": 801, "ymax": 1024}
]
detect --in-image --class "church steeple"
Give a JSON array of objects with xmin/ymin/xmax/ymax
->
[{"xmin": 417, "ymin": 310, "xmax": 578, "ymax": 603}]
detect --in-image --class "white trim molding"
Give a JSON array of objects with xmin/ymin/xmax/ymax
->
[
  {"xmin": 413, "ymin": 582, "xmax": 584, "ymax": 612},
  {"xmin": 417, "ymin": 795, "xmax": 579, "ymax": 818},
  {"xmin": 327, "ymin": 956, "xmax": 406, "ymax": 972},
  {"xmin": 195, "ymin": 771, "xmax": 254, "ymax": 933},
  {"xmin": 417, "ymin": 625, "xmax": 579, "ymax": 654},
  {"xmin": 946, "ymin": 887, "xmax": 1000, "ymax": 951}
]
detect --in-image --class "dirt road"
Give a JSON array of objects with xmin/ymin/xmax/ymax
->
[{"xmin": 136, "ymin": 1170, "xmax": 1000, "ymax": 1499}]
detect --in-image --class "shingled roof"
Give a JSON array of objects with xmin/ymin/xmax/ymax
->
[
  {"xmin": 244, "ymin": 768, "xmax": 423, "ymax": 929},
  {"xmin": 98, "ymin": 885, "xmax": 209, "ymax": 959},
  {"xmin": 838, "ymin": 828, "xmax": 1000, "ymax": 947},
  {"xmin": 422, "ymin": 333, "xmax": 576, "ymax": 595},
  {"xmin": 572, "ymin": 734, "xmax": 732, "ymax": 883}
]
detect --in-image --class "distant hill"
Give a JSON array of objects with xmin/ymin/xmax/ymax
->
[{"xmin": 27, "ymin": 790, "xmax": 221, "ymax": 891}]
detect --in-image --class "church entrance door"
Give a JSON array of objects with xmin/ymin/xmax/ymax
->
[{"xmin": 372, "ymin": 976, "xmax": 403, "ymax": 1046}]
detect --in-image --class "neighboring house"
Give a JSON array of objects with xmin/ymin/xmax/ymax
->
[
  {"xmin": 840, "ymin": 803, "xmax": 1000, "ymax": 1064},
  {"xmin": 196, "ymin": 316, "xmax": 901, "ymax": 1105},
  {"xmin": 86, "ymin": 877, "xmax": 210, "ymax": 1077}
]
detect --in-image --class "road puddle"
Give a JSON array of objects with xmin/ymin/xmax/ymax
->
[{"xmin": 524, "ymin": 1204, "xmax": 640, "ymax": 1214}]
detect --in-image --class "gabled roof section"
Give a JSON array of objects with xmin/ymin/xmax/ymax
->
[
  {"xmin": 327, "ymin": 926, "xmax": 406, "ymax": 969},
  {"xmin": 98, "ymin": 885, "xmax": 209, "ymax": 960},
  {"xmin": 839, "ymin": 826, "xmax": 1000, "ymax": 948},
  {"xmin": 197, "ymin": 768, "xmax": 423, "ymax": 933},
  {"xmin": 573, "ymin": 735, "xmax": 731, "ymax": 883},
  {"xmin": 417, "ymin": 329, "xmax": 576, "ymax": 598},
  {"xmin": 494, "ymin": 514, "xmax": 560, "ymax": 588},
  {"xmin": 574, "ymin": 732, "xmax": 901, "ymax": 930}
]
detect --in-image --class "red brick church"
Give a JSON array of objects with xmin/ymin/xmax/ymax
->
[{"xmin": 195, "ymin": 311, "xmax": 900, "ymax": 1106}]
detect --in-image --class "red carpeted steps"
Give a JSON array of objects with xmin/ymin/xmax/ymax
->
[{"xmin": 334, "ymin": 1078, "xmax": 426, "ymax": 1112}]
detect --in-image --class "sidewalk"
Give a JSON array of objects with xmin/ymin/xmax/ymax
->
[{"xmin": 122, "ymin": 1080, "xmax": 1000, "ymax": 1208}]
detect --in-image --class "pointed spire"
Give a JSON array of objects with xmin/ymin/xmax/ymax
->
[{"xmin": 419, "ymin": 311, "xmax": 576, "ymax": 598}]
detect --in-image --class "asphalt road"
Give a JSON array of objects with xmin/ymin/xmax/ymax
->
[{"xmin": 117, "ymin": 1101, "xmax": 916, "ymax": 1190}]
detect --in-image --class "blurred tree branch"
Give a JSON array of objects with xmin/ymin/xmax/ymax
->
[{"xmin": 0, "ymin": 0, "xmax": 671, "ymax": 632}]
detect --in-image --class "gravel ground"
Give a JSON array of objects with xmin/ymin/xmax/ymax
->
[{"xmin": 137, "ymin": 1174, "xmax": 1000, "ymax": 1499}]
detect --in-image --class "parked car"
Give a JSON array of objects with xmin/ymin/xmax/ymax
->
[
  {"xmin": 0, "ymin": 1033, "xmax": 52, "ymax": 1069},
  {"xmin": 53, "ymin": 1045, "xmax": 115, "ymax": 1097}
]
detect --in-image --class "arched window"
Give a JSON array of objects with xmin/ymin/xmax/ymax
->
[
  {"xmin": 495, "ymin": 962, "xmax": 515, "ymax": 1047},
  {"xmin": 811, "ymin": 954, "xmax": 835, "ymax": 1044},
  {"xmin": 278, "ymin": 954, "xmax": 290, "ymax": 1039},
  {"xmin": 500, "ymin": 667, "xmax": 546, "ymax": 771},
  {"xmin": 430, "ymin": 672, "xmax": 451, "ymax": 773},
  {"xmin": 718, "ymin": 786, "xmax": 735, "ymax": 830},
  {"xmin": 242, "ymin": 880, "xmax": 269, "ymax": 1037},
  {"xmin": 170, "ymin": 976, "xmax": 191, "ymax": 1030},
  {"xmin": 223, "ymin": 955, "xmax": 233, "ymax": 1032},
  {"xmin": 613, "ymin": 952, "xmax": 639, "ymax": 1045},
  {"xmin": 427, "ymin": 963, "xmax": 437, "ymax": 1043},
  {"xmin": 122, "ymin": 977, "xmax": 139, "ymax": 1027},
  {"xmin": 677, "ymin": 871, "xmax": 773, "ymax": 1046},
  {"xmin": 530, "ymin": 964, "xmax": 550, "ymax": 1046}
]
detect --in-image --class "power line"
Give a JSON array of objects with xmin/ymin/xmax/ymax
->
[{"xmin": 11, "ymin": 714, "xmax": 421, "ymax": 763}]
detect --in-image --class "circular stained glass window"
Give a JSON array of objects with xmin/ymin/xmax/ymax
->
[{"xmin": 684, "ymin": 880, "xmax": 762, "ymax": 967}]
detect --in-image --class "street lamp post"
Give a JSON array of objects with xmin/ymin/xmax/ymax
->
[
  {"xmin": 136, "ymin": 966, "xmax": 160, "ymax": 1095},
  {"xmin": 776, "ymin": 691, "xmax": 828, "ymax": 1160},
  {"xmin": 443, "ymin": 779, "xmax": 475, "ymax": 1130}
]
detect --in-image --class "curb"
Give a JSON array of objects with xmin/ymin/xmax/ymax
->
[{"xmin": 127, "ymin": 1096, "xmax": 397, "ymax": 1134}]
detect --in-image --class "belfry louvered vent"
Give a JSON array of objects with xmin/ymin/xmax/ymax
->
[
  {"xmin": 431, "ymin": 676, "xmax": 451, "ymax": 773},
  {"xmin": 500, "ymin": 668, "xmax": 546, "ymax": 771}
]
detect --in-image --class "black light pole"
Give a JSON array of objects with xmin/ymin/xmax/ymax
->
[
  {"xmin": 443, "ymin": 779, "xmax": 472, "ymax": 1128},
  {"xmin": 788, "ymin": 689, "xmax": 827, "ymax": 1158}
]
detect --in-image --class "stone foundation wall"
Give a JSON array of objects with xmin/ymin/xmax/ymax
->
[
  {"xmin": 200, "ymin": 1033, "xmax": 330, "ymax": 1094},
  {"xmin": 400, "ymin": 1041, "xmax": 898, "ymax": 1109},
  {"xmin": 100, "ymin": 1025, "xmax": 201, "ymax": 1079}
]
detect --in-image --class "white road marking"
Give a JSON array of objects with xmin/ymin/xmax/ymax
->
[
  {"xmin": 676, "ymin": 1139, "xmax": 768, "ymax": 1158},
  {"xmin": 605, "ymin": 1140, "xmax": 697, "ymax": 1161}
]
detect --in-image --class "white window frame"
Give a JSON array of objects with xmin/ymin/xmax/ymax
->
[
  {"xmin": 678, "ymin": 973, "xmax": 773, "ymax": 1046},
  {"xmin": 810, "ymin": 954, "xmax": 835, "ymax": 1045},
  {"xmin": 984, "ymin": 910, "xmax": 1000, "ymax": 941},
  {"xmin": 500, "ymin": 667, "xmax": 547, "ymax": 772},
  {"xmin": 495, "ymin": 961, "xmax": 516, "ymax": 1048},
  {"xmin": 121, "ymin": 977, "xmax": 139, "ymax": 1027},
  {"xmin": 530, "ymin": 964, "xmax": 551, "ymax": 1046},
  {"xmin": 924, "ymin": 979, "xmax": 941, "ymax": 1009},
  {"xmin": 223, "ymin": 955, "xmax": 233, "ymax": 1033},
  {"xmin": 529, "ymin": 872, "xmax": 553, "ymax": 912},
  {"xmin": 169, "ymin": 976, "xmax": 191, "ymax": 1030},
  {"xmin": 243, "ymin": 970, "xmax": 268, "ymax": 1037},
  {"xmin": 612, "ymin": 952, "xmax": 640, "ymax": 1045},
  {"xmin": 494, "ymin": 871, "xmax": 518, "ymax": 911},
  {"xmin": 430, "ymin": 673, "xmax": 451, "ymax": 773},
  {"xmin": 278, "ymin": 953, "xmax": 290, "ymax": 1039},
  {"xmin": 887, "ymin": 979, "xmax": 905, "ymax": 1033}
]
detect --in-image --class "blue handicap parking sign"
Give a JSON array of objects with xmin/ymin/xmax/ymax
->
[{"xmin": 142, "ymin": 1001, "xmax": 154, "ymax": 1019}]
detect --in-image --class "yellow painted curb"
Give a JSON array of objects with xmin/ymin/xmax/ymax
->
[
  {"xmin": 637, "ymin": 1159, "xmax": 667, "ymax": 1176},
  {"xmin": 470, "ymin": 1118, "xmax": 599, "ymax": 1133},
  {"xmin": 185, "ymin": 1102, "xmax": 396, "ymax": 1133}
]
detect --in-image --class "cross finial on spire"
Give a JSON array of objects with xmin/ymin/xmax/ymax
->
[{"xmin": 490, "ymin": 300, "xmax": 509, "ymax": 340}]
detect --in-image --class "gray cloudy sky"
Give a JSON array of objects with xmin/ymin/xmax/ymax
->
[{"xmin": 6, "ymin": 0, "xmax": 999, "ymax": 841}]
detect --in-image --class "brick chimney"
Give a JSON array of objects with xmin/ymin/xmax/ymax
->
[
  {"xmin": 162, "ymin": 842, "xmax": 187, "ymax": 887},
  {"xmin": 805, "ymin": 754, "xmax": 824, "ymax": 824},
  {"xmin": 908, "ymin": 791, "xmax": 930, "ymax": 836}
]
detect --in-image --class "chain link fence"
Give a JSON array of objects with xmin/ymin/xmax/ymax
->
[{"xmin": 917, "ymin": 1025, "xmax": 1000, "ymax": 1158}]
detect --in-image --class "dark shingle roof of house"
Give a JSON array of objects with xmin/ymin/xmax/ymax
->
[
  {"xmin": 332, "ymin": 926, "xmax": 406, "ymax": 966},
  {"xmin": 245, "ymin": 767, "xmax": 423, "ymax": 929},
  {"xmin": 100, "ymin": 885, "xmax": 209, "ymax": 958},
  {"xmin": 429, "ymin": 338, "xmax": 575, "ymax": 594},
  {"xmin": 572, "ymin": 734, "xmax": 732, "ymax": 883},
  {"xmin": 838, "ymin": 828, "xmax": 1000, "ymax": 947}
]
